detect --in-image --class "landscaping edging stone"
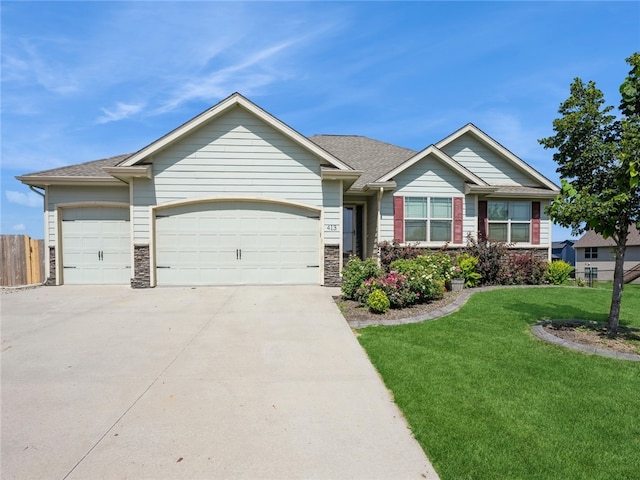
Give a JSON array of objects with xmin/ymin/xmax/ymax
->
[
  {"xmin": 532, "ymin": 321, "xmax": 640, "ymax": 362},
  {"xmin": 347, "ymin": 285, "xmax": 640, "ymax": 362}
]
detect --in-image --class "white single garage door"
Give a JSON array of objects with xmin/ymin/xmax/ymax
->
[
  {"xmin": 61, "ymin": 207, "xmax": 131, "ymax": 285},
  {"xmin": 155, "ymin": 201, "xmax": 320, "ymax": 285}
]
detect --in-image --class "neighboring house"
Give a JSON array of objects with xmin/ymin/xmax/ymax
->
[
  {"xmin": 17, "ymin": 93, "xmax": 560, "ymax": 288},
  {"xmin": 551, "ymin": 240, "xmax": 575, "ymax": 266},
  {"xmin": 573, "ymin": 225, "xmax": 640, "ymax": 284}
]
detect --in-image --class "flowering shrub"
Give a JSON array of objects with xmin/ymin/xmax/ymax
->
[
  {"xmin": 341, "ymin": 256, "xmax": 382, "ymax": 300},
  {"xmin": 389, "ymin": 257, "xmax": 446, "ymax": 303},
  {"xmin": 415, "ymin": 252, "xmax": 452, "ymax": 282},
  {"xmin": 367, "ymin": 289, "xmax": 390, "ymax": 314},
  {"xmin": 464, "ymin": 237, "xmax": 511, "ymax": 285},
  {"xmin": 355, "ymin": 271, "xmax": 419, "ymax": 308}
]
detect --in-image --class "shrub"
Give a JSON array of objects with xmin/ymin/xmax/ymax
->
[
  {"xmin": 464, "ymin": 237, "xmax": 511, "ymax": 285},
  {"xmin": 355, "ymin": 271, "xmax": 418, "ymax": 308},
  {"xmin": 415, "ymin": 252, "xmax": 453, "ymax": 282},
  {"xmin": 503, "ymin": 254, "xmax": 548, "ymax": 285},
  {"xmin": 390, "ymin": 257, "xmax": 446, "ymax": 303},
  {"xmin": 341, "ymin": 256, "xmax": 382, "ymax": 300},
  {"xmin": 377, "ymin": 241, "xmax": 425, "ymax": 271},
  {"xmin": 367, "ymin": 289, "xmax": 390, "ymax": 314},
  {"xmin": 545, "ymin": 260, "xmax": 573, "ymax": 285},
  {"xmin": 455, "ymin": 253, "xmax": 482, "ymax": 287}
]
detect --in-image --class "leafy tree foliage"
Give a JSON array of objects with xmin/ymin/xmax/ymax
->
[{"xmin": 539, "ymin": 53, "xmax": 640, "ymax": 335}]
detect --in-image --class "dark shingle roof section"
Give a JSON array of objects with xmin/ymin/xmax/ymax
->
[
  {"xmin": 309, "ymin": 135, "xmax": 416, "ymax": 189},
  {"xmin": 19, "ymin": 154, "xmax": 132, "ymax": 178},
  {"xmin": 573, "ymin": 225, "xmax": 640, "ymax": 248}
]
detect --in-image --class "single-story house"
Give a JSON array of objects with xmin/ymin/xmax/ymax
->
[
  {"xmin": 573, "ymin": 225, "xmax": 640, "ymax": 284},
  {"xmin": 551, "ymin": 239, "xmax": 575, "ymax": 266},
  {"xmin": 18, "ymin": 92, "xmax": 560, "ymax": 288}
]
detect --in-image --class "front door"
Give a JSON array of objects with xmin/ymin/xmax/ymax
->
[{"xmin": 343, "ymin": 205, "xmax": 364, "ymax": 262}]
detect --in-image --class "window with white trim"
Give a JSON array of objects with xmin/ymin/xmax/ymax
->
[
  {"xmin": 405, "ymin": 197, "xmax": 452, "ymax": 242},
  {"xmin": 487, "ymin": 201, "xmax": 531, "ymax": 243}
]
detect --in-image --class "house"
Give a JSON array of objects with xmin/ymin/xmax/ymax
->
[
  {"xmin": 573, "ymin": 225, "xmax": 640, "ymax": 284},
  {"xmin": 551, "ymin": 239, "xmax": 575, "ymax": 266},
  {"xmin": 17, "ymin": 93, "xmax": 560, "ymax": 288}
]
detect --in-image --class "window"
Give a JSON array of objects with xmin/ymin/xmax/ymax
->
[
  {"xmin": 585, "ymin": 267, "xmax": 598, "ymax": 279},
  {"xmin": 405, "ymin": 197, "xmax": 452, "ymax": 242},
  {"xmin": 487, "ymin": 201, "xmax": 531, "ymax": 243},
  {"xmin": 585, "ymin": 247, "xmax": 598, "ymax": 259}
]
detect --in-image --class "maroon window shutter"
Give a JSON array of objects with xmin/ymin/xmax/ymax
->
[
  {"xmin": 531, "ymin": 201, "xmax": 541, "ymax": 244},
  {"xmin": 394, "ymin": 196, "xmax": 404, "ymax": 243},
  {"xmin": 478, "ymin": 200, "xmax": 488, "ymax": 241},
  {"xmin": 453, "ymin": 197, "xmax": 464, "ymax": 243}
]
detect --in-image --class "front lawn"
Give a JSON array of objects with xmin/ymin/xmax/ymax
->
[{"xmin": 357, "ymin": 286, "xmax": 640, "ymax": 480}]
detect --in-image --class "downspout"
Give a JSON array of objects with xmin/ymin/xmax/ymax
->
[{"xmin": 29, "ymin": 185, "xmax": 45, "ymax": 198}]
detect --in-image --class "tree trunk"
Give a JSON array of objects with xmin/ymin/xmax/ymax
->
[{"xmin": 608, "ymin": 239, "xmax": 627, "ymax": 337}]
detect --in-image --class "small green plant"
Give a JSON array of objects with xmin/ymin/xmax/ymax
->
[
  {"xmin": 341, "ymin": 256, "xmax": 382, "ymax": 300},
  {"xmin": 367, "ymin": 289, "xmax": 390, "ymax": 314},
  {"xmin": 545, "ymin": 260, "xmax": 573, "ymax": 285},
  {"xmin": 455, "ymin": 253, "xmax": 482, "ymax": 287}
]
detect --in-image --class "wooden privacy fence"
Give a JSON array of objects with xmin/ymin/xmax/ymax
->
[{"xmin": 0, "ymin": 235, "xmax": 44, "ymax": 286}]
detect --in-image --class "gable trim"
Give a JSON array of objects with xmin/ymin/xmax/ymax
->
[
  {"xmin": 376, "ymin": 145, "xmax": 487, "ymax": 186},
  {"xmin": 119, "ymin": 93, "xmax": 353, "ymax": 172},
  {"xmin": 436, "ymin": 123, "xmax": 559, "ymax": 191}
]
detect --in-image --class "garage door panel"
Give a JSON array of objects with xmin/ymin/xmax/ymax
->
[
  {"xmin": 156, "ymin": 201, "xmax": 320, "ymax": 286},
  {"xmin": 62, "ymin": 208, "xmax": 130, "ymax": 285}
]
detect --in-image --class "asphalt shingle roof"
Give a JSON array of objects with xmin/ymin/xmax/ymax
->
[
  {"xmin": 309, "ymin": 135, "xmax": 416, "ymax": 189},
  {"xmin": 573, "ymin": 225, "xmax": 640, "ymax": 248},
  {"xmin": 20, "ymin": 154, "xmax": 132, "ymax": 178}
]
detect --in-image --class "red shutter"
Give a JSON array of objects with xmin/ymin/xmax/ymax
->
[
  {"xmin": 453, "ymin": 197, "xmax": 464, "ymax": 244},
  {"xmin": 478, "ymin": 200, "xmax": 488, "ymax": 242},
  {"xmin": 531, "ymin": 201, "xmax": 541, "ymax": 244},
  {"xmin": 393, "ymin": 196, "xmax": 404, "ymax": 243}
]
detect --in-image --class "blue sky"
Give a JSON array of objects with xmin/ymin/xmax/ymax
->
[{"xmin": 2, "ymin": 1, "xmax": 639, "ymax": 241}]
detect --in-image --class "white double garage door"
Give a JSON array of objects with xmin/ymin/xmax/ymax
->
[{"xmin": 61, "ymin": 201, "xmax": 321, "ymax": 286}]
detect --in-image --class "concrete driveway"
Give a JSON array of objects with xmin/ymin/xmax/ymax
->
[{"xmin": 1, "ymin": 285, "xmax": 438, "ymax": 479}]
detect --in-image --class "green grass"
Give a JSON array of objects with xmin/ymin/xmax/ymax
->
[{"xmin": 358, "ymin": 286, "xmax": 640, "ymax": 480}]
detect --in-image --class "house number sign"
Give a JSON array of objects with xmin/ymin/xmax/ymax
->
[{"xmin": 325, "ymin": 224, "xmax": 338, "ymax": 232}]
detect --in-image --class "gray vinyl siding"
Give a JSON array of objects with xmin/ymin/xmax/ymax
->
[
  {"xmin": 46, "ymin": 185, "xmax": 129, "ymax": 246},
  {"xmin": 151, "ymin": 107, "xmax": 322, "ymax": 203},
  {"xmin": 132, "ymin": 106, "xmax": 328, "ymax": 244},
  {"xmin": 575, "ymin": 245, "xmax": 640, "ymax": 283},
  {"xmin": 441, "ymin": 134, "xmax": 536, "ymax": 186}
]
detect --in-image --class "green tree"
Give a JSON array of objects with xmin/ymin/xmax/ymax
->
[{"xmin": 539, "ymin": 53, "xmax": 640, "ymax": 336}]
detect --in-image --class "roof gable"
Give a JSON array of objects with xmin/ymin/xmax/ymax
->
[
  {"xmin": 119, "ymin": 93, "xmax": 352, "ymax": 172},
  {"xmin": 436, "ymin": 123, "xmax": 559, "ymax": 191},
  {"xmin": 377, "ymin": 145, "xmax": 487, "ymax": 186}
]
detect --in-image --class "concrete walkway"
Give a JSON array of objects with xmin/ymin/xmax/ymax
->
[{"xmin": 1, "ymin": 285, "xmax": 438, "ymax": 479}]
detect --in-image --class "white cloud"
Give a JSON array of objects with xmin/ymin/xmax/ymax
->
[
  {"xmin": 12, "ymin": 223, "xmax": 26, "ymax": 232},
  {"xmin": 5, "ymin": 190, "xmax": 43, "ymax": 208},
  {"xmin": 96, "ymin": 102, "xmax": 146, "ymax": 124}
]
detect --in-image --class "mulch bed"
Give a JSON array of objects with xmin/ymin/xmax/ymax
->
[
  {"xmin": 334, "ymin": 290, "xmax": 463, "ymax": 323},
  {"xmin": 542, "ymin": 321, "xmax": 640, "ymax": 355}
]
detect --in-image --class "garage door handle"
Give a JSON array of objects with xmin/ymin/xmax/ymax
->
[
  {"xmin": 63, "ymin": 266, "xmax": 77, "ymax": 269},
  {"xmin": 307, "ymin": 265, "xmax": 319, "ymax": 268},
  {"xmin": 157, "ymin": 266, "xmax": 171, "ymax": 269},
  {"xmin": 236, "ymin": 249, "xmax": 242, "ymax": 260}
]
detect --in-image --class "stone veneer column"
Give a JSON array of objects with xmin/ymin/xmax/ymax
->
[
  {"xmin": 323, "ymin": 244, "xmax": 341, "ymax": 287},
  {"xmin": 45, "ymin": 246, "xmax": 56, "ymax": 286},
  {"xmin": 131, "ymin": 244, "xmax": 151, "ymax": 288}
]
